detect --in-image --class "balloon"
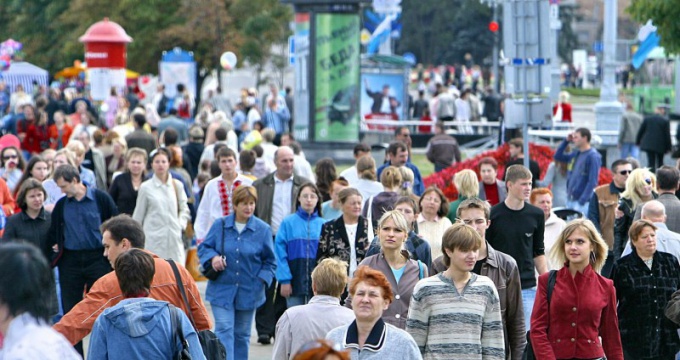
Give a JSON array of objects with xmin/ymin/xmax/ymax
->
[{"xmin": 220, "ymin": 52, "xmax": 237, "ymax": 70}]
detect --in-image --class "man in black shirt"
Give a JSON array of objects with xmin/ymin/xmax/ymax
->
[
  {"xmin": 506, "ymin": 138, "xmax": 541, "ymax": 182},
  {"xmin": 486, "ymin": 164, "xmax": 547, "ymax": 331}
]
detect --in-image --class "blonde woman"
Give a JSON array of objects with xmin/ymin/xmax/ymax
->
[
  {"xmin": 531, "ymin": 219, "xmax": 623, "ymax": 359},
  {"xmin": 397, "ymin": 166, "xmax": 417, "ymax": 202},
  {"xmin": 614, "ymin": 168, "xmax": 657, "ymax": 259},
  {"xmin": 363, "ymin": 166, "xmax": 402, "ymax": 230},
  {"xmin": 446, "ymin": 169, "xmax": 479, "ymax": 222},
  {"xmin": 353, "ymin": 156, "xmax": 384, "ymax": 205}
]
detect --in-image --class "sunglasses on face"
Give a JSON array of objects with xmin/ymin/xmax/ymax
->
[
  {"xmin": 618, "ymin": 170, "xmax": 632, "ymax": 175},
  {"xmin": 644, "ymin": 178, "xmax": 652, "ymax": 185},
  {"xmin": 3, "ymin": 155, "xmax": 17, "ymax": 160}
]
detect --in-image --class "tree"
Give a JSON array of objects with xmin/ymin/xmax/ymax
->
[
  {"xmin": 627, "ymin": 0, "xmax": 680, "ymax": 53},
  {"xmin": 558, "ymin": 3, "xmax": 582, "ymax": 64}
]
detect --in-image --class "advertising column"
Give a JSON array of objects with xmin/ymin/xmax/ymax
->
[
  {"xmin": 293, "ymin": 13, "xmax": 311, "ymax": 141},
  {"xmin": 314, "ymin": 13, "xmax": 360, "ymax": 142}
]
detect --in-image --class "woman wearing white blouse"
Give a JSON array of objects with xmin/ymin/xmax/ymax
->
[
  {"xmin": 417, "ymin": 186, "xmax": 453, "ymax": 260},
  {"xmin": 133, "ymin": 148, "xmax": 191, "ymax": 264}
]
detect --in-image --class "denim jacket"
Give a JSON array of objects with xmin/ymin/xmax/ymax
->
[{"xmin": 198, "ymin": 214, "xmax": 276, "ymax": 310}]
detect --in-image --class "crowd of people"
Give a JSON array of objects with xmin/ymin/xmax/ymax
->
[{"xmin": 0, "ymin": 77, "xmax": 678, "ymax": 360}]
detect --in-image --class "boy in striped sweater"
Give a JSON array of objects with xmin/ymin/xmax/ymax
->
[{"xmin": 406, "ymin": 222, "xmax": 505, "ymax": 360}]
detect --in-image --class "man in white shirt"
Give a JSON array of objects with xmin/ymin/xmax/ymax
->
[
  {"xmin": 339, "ymin": 143, "xmax": 371, "ymax": 186},
  {"xmin": 194, "ymin": 147, "xmax": 253, "ymax": 243},
  {"xmin": 623, "ymin": 200, "xmax": 680, "ymax": 262},
  {"xmin": 253, "ymin": 146, "xmax": 310, "ymax": 344}
]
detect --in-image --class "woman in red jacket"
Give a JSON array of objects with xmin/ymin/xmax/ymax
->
[{"xmin": 530, "ymin": 218, "xmax": 623, "ymax": 360}]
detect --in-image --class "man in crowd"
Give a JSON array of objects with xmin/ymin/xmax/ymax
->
[
  {"xmin": 477, "ymin": 157, "xmax": 507, "ymax": 206},
  {"xmin": 339, "ymin": 143, "xmax": 371, "ymax": 186},
  {"xmin": 434, "ymin": 82, "xmax": 456, "ymax": 121},
  {"xmin": 48, "ymin": 164, "xmax": 119, "ymax": 354},
  {"xmin": 588, "ymin": 158, "xmax": 631, "ymax": 276},
  {"xmin": 506, "ymin": 138, "xmax": 541, "ymax": 182},
  {"xmin": 125, "ymin": 113, "xmax": 156, "ymax": 156},
  {"xmin": 425, "ymin": 122, "xmax": 461, "ymax": 173},
  {"xmin": 636, "ymin": 103, "xmax": 672, "ymax": 172},
  {"xmin": 377, "ymin": 141, "xmax": 425, "ymax": 196},
  {"xmin": 486, "ymin": 164, "xmax": 547, "ymax": 330},
  {"xmin": 54, "ymin": 214, "xmax": 212, "ymax": 345},
  {"xmin": 554, "ymin": 128, "xmax": 602, "ymax": 215},
  {"xmin": 253, "ymin": 146, "xmax": 310, "ymax": 345},
  {"xmin": 431, "ymin": 198, "xmax": 526, "ymax": 358},
  {"xmin": 622, "ymin": 200, "xmax": 680, "ymax": 261},
  {"xmin": 157, "ymin": 108, "xmax": 189, "ymax": 145},
  {"xmin": 394, "ymin": 126, "xmax": 412, "ymax": 155},
  {"xmin": 77, "ymin": 131, "xmax": 107, "ymax": 190}
]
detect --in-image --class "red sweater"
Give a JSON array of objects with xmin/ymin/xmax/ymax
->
[
  {"xmin": 530, "ymin": 265, "xmax": 623, "ymax": 360},
  {"xmin": 17, "ymin": 120, "xmax": 48, "ymax": 155}
]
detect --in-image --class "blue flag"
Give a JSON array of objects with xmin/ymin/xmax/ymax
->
[{"xmin": 632, "ymin": 31, "xmax": 660, "ymax": 69}]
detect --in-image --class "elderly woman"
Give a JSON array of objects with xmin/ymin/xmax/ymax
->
[
  {"xmin": 530, "ymin": 219, "xmax": 623, "ymax": 359},
  {"xmin": 347, "ymin": 211, "xmax": 427, "ymax": 330},
  {"xmin": 326, "ymin": 266, "xmax": 422, "ymax": 359},
  {"xmin": 316, "ymin": 188, "xmax": 371, "ymax": 279},
  {"xmin": 447, "ymin": 169, "xmax": 479, "ymax": 222},
  {"xmin": 418, "ymin": 186, "xmax": 452, "ymax": 260},
  {"xmin": 108, "ymin": 148, "xmax": 147, "ymax": 215},
  {"xmin": 614, "ymin": 168, "xmax": 657, "ymax": 259},
  {"xmin": 531, "ymin": 188, "xmax": 566, "ymax": 270},
  {"xmin": 198, "ymin": 185, "xmax": 276, "ymax": 360},
  {"xmin": 133, "ymin": 148, "xmax": 191, "ymax": 264},
  {"xmin": 363, "ymin": 166, "xmax": 402, "ymax": 230},
  {"xmin": 611, "ymin": 219, "xmax": 680, "ymax": 359}
]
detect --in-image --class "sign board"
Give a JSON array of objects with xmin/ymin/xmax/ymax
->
[{"xmin": 593, "ymin": 42, "xmax": 604, "ymax": 53}]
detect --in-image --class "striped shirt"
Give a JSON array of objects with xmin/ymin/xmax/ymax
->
[{"xmin": 406, "ymin": 273, "xmax": 505, "ymax": 360}]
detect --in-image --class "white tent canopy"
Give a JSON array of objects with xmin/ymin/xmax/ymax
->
[{"xmin": 0, "ymin": 61, "xmax": 49, "ymax": 94}]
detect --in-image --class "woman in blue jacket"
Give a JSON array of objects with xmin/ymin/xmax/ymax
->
[
  {"xmin": 197, "ymin": 185, "xmax": 276, "ymax": 360},
  {"xmin": 275, "ymin": 182, "xmax": 326, "ymax": 307}
]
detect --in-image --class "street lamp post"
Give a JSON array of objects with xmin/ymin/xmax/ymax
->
[{"xmin": 481, "ymin": 0, "xmax": 500, "ymax": 93}]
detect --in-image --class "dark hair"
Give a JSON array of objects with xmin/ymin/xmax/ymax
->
[
  {"xmin": 394, "ymin": 126, "xmax": 408, "ymax": 137},
  {"xmin": 176, "ymin": 83, "xmax": 185, "ymax": 93},
  {"xmin": 53, "ymin": 164, "xmax": 81, "ymax": 183},
  {"xmin": 296, "ymin": 183, "xmax": 323, "ymax": 216},
  {"xmin": 216, "ymin": 147, "xmax": 237, "ymax": 162},
  {"xmin": 387, "ymin": 141, "xmax": 408, "ymax": 156},
  {"xmin": 315, "ymin": 158, "xmax": 337, "ymax": 198},
  {"xmin": 508, "ymin": 138, "xmax": 524, "ymax": 151},
  {"xmin": 478, "ymin": 156, "xmax": 499, "ymax": 170},
  {"xmin": 15, "ymin": 178, "xmax": 46, "ymax": 211},
  {"xmin": 115, "ymin": 249, "xmax": 155, "ymax": 297},
  {"xmin": 101, "ymin": 214, "xmax": 146, "ymax": 249},
  {"xmin": 163, "ymin": 128, "xmax": 179, "ymax": 146},
  {"xmin": 656, "ymin": 165, "xmax": 680, "ymax": 191},
  {"xmin": 575, "ymin": 127, "xmax": 591, "ymax": 142},
  {"xmin": 0, "ymin": 243, "xmax": 56, "ymax": 323},
  {"xmin": 395, "ymin": 196, "xmax": 419, "ymax": 214},
  {"xmin": 0, "ymin": 146, "xmax": 26, "ymax": 171},
  {"xmin": 289, "ymin": 141, "xmax": 302, "ymax": 155},
  {"xmin": 167, "ymin": 145, "xmax": 183, "ymax": 168},
  {"xmin": 239, "ymin": 150, "xmax": 256, "ymax": 171},
  {"xmin": 441, "ymin": 223, "xmax": 482, "ymax": 266},
  {"xmin": 418, "ymin": 186, "xmax": 449, "ymax": 217},
  {"xmin": 14, "ymin": 155, "xmax": 48, "ymax": 197},
  {"xmin": 353, "ymin": 143, "xmax": 371, "ymax": 157},
  {"xmin": 213, "ymin": 143, "xmax": 227, "ymax": 158},
  {"xmin": 150, "ymin": 147, "xmax": 172, "ymax": 162},
  {"xmin": 611, "ymin": 159, "xmax": 631, "ymax": 172},
  {"xmin": 252, "ymin": 145, "xmax": 264, "ymax": 157},
  {"xmin": 133, "ymin": 113, "xmax": 146, "ymax": 128},
  {"xmin": 214, "ymin": 127, "xmax": 228, "ymax": 141}
]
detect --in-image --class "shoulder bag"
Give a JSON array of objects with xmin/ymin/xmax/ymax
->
[
  {"xmin": 168, "ymin": 260, "xmax": 227, "ymax": 360},
  {"xmin": 200, "ymin": 218, "xmax": 225, "ymax": 281},
  {"xmin": 169, "ymin": 304, "xmax": 192, "ymax": 360}
]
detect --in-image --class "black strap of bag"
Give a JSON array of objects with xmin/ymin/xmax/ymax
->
[
  {"xmin": 169, "ymin": 304, "xmax": 192, "ymax": 360},
  {"xmin": 523, "ymin": 270, "xmax": 557, "ymax": 360},
  {"xmin": 167, "ymin": 259, "xmax": 227, "ymax": 360}
]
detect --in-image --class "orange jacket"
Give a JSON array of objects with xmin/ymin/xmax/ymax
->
[{"xmin": 53, "ymin": 251, "xmax": 213, "ymax": 345}]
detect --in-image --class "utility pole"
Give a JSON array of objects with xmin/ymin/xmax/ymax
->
[
  {"xmin": 594, "ymin": 0, "xmax": 623, "ymax": 146},
  {"xmin": 549, "ymin": 0, "xmax": 561, "ymax": 102}
]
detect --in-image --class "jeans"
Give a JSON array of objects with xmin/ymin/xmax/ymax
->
[
  {"xmin": 619, "ymin": 143, "xmax": 639, "ymax": 160},
  {"xmin": 286, "ymin": 295, "xmax": 310, "ymax": 308},
  {"xmin": 522, "ymin": 287, "xmax": 537, "ymax": 331},
  {"xmin": 566, "ymin": 199, "xmax": 589, "ymax": 217},
  {"xmin": 212, "ymin": 304, "xmax": 255, "ymax": 360}
]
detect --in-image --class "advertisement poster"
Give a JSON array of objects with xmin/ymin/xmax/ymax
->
[
  {"xmin": 314, "ymin": 13, "xmax": 360, "ymax": 142},
  {"xmin": 360, "ymin": 72, "xmax": 405, "ymax": 121},
  {"xmin": 293, "ymin": 13, "xmax": 310, "ymax": 141}
]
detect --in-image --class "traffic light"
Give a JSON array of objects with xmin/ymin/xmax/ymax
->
[{"xmin": 489, "ymin": 21, "xmax": 499, "ymax": 33}]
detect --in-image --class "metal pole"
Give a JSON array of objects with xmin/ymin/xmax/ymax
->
[
  {"xmin": 492, "ymin": 2, "xmax": 500, "ymax": 93},
  {"xmin": 522, "ymin": 0, "xmax": 530, "ymax": 169},
  {"xmin": 675, "ymin": 56, "xmax": 680, "ymax": 113},
  {"xmin": 549, "ymin": 1, "xmax": 561, "ymax": 102}
]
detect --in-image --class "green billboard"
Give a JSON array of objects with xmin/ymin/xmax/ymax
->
[{"xmin": 314, "ymin": 13, "xmax": 360, "ymax": 142}]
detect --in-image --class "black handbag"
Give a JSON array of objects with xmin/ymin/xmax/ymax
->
[
  {"xmin": 200, "ymin": 219, "xmax": 225, "ymax": 281},
  {"xmin": 523, "ymin": 270, "xmax": 557, "ymax": 360},
  {"xmin": 168, "ymin": 259, "xmax": 227, "ymax": 360},
  {"xmin": 169, "ymin": 304, "xmax": 192, "ymax": 360}
]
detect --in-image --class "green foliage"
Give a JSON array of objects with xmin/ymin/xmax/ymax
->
[{"xmin": 627, "ymin": 0, "xmax": 680, "ymax": 53}]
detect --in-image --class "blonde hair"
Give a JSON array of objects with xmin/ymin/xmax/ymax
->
[
  {"xmin": 558, "ymin": 91, "xmax": 570, "ymax": 103},
  {"xmin": 549, "ymin": 219, "xmax": 608, "ymax": 272},
  {"xmin": 377, "ymin": 210, "xmax": 410, "ymax": 235},
  {"xmin": 620, "ymin": 168, "xmax": 656, "ymax": 208},
  {"xmin": 66, "ymin": 140, "xmax": 85, "ymax": 157},
  {"xmin": 380, "ymin": 166, "xmax": 402, "ymax": 189},
  {"xmin": 311, "ymin": 258, "xmax": 348, "ymax": 297},
  {"xmin": 357, "ymin": 156, "xmax": 377, "ymax": 181},
  {"xmin": 398, "ymin": 166, "xmax": 415, "ymax": 197},
  {"xmin": 453, "ymin": 169, "xmax": 479, "ymax": 198}
]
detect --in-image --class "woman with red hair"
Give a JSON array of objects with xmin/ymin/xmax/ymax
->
[{"xmin": 531, "ymin": 188, "xmax": 566, "ymax": 270}]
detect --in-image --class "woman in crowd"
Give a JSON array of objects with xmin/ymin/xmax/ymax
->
[
  {"xmin": 47, "ymin": 111, "xmax": 72, "ymax": 150},
  {"xmin": 276, "ymin": 183, "xmax": 326, "ymax": 307},
  {"xmin": 17, "ymin": 104, "xmax": 49, "ymax": 157},
  {"xmin": 347, "ymin": 211, "xmax": 427, "ymax": 330},
  {"xmin": 167, "ymin": 145, "xmax": 192, "ymax": 187},
  {"xmin": 317, "ymin": 187, "xmax": 371, "ymax": 279},
  {"xmin": 13, "ymin": 155, "xmax": 49, "ymax": 199},
  {"xmin": 108, "ymin": 148, "xmax": 147, "ymax": 215},
  {"xmin": 104, "ymin": 137, "xmax": 127, "ymax": 187},
  {"xmin": 41, "ymin": 149, "xmax": 56, "ymax": 174},
  {"xmin": 321, "ymin": 178, "xmax": 349, "ymax": 221},
  {"xmin": 536, "ymin": 160, "xmax": 568, "ymax": 208},
  {"xmin": 43, "ymin": 149, "xmax": 77, "ymax": 212},
  {"xmin": 0, "ymin": 146, "xmax": 25, "ymax": 194},
  {"xmin": 68, "ymin": 106, "xmax": 98, "ymax": 145},
  {"xmin": 293, "ymin": 340, "xmax": 349, "ymax": 360},
  {"xmin": 446, "ymin": 169, "xmax": 479, "ymax": 222},
  {"xmin": 417, "ymin": 186, "xmax": 452, "ymax": 260},
  {"xmin": 530, "ymin": 219, "xmax": 623, "ymax": 359},
  {"xmin": 363, "ymin": 166, "xmax": 402, "ymax": 231},
  {"xmin": 353, "ymin": 156, "xmax": 383, "ymax": 204},
  {"xmin": 398, "ymin": 166, "xmax": 418, "ymax": 202},
  {"xmin": 326, "ymin": 266, "xmax": 422, "ymax": 359},
  {"xmin": 67, "ymin": 100, "xmax": 93, "ymax": 128},
  {"xmin": 611, "ymin": 219, "xmax": 680, "ymax": 359},
  {"xmin": 198, "ymin": 185, "xmax": 276, "ymax": 360},
  {"xmin": 531, "ymin": 188, "xmax": 566, "ymax": 270},
  {"xmin": 0, "ymin": 243, "xmax": 80, "ymax": 359},
  {"xmin": 3, "ymin": 179, "xmax": 51, "ymax": 260},
  {"xmin": 315, "ymin": 158, "xmax": 337, "ymax": 203},
  {"xmin": 614, "ymin": 168, "xmax": 657, "ymax": 259},
  {"xmin": 133, "ymin": 147, "xmax": 191, "ymax": 264}
]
